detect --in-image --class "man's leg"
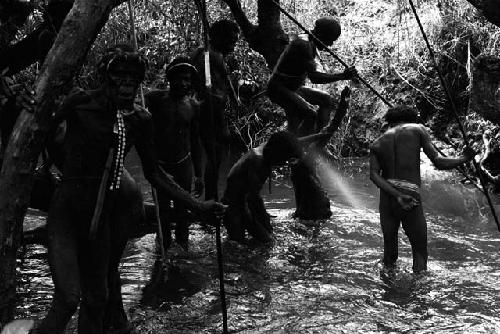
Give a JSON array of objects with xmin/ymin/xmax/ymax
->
[
  {"xmin": 379, "ymin": 192, "xmax": 401, "ymax": 268},
  {"xmin": 246, "ymin": 193, "xmax": 273, "ymax": 243},
  {"xmin": 223, "ymin": 201, "xmax": 247, "ymax": 242},
  {"xmin": 104, "ymin": 170, "xmax": 144, "ymax": 333},
  {"xmin": 33, "ymin": 186, "xmax": 81, "ymax": 334},
  {"xmin": 201, "ymin": 95, "xmax": 227, "ymax": 201},
  {"xmin": 267, "ymin": 83, "xmax": 317, "ymax": 135},
  {"xmin": 296, "ymin": 87, "xmax": 335, "ymax": 133},
  {"xmin": 156, "ymin": 174, "xmax": 173, "ymax": 251},
  {"xmin": 173, "ymin": 160, "xmax": 193, "ymax": 249},
  {"xmin": 401, "ymin": 204, "xmax": 428, "ymax": 273},
  {"xmin": 77, "ymin": 198, "xmax": 111, "ymax": 334}
]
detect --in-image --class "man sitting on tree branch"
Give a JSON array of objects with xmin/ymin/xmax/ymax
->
[{"xmin": 267, "ymin": 16, "xmax": 357, "ymax": 136}]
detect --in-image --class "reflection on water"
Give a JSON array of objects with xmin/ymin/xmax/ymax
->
[{"xmin": 17, "ymin": 156, "xmax": 500, "ymax": 333}]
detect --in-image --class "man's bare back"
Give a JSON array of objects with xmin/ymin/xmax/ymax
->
[
  {"xmin": 371, "ymin": 123, "xmax": 430, "ymax": 186},
  {"xmin": 369, "ymin": 105, "xmax": 474, "ymax": 272}
]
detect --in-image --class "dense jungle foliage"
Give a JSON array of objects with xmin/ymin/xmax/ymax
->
[{"xmin": 5, "ymin": 0, "xmax": 500, "ymax": 157}]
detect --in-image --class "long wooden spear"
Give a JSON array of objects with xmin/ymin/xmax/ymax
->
[
  {"xmin": 194, "ymin": 0, "xmax": 229, "ymax": 331},
  {"xmin": 127, "ymin": 0, "xmax": 169, "ymax": 261},
  {"xmin": 271, "ymin": 0, "xmax": 393, "ymax": 108},
  {"xmin": 407, "ymin": 0, "xmax": 500, "ymax": 231}
]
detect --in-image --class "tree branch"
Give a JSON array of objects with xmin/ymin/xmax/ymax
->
[{"xmin": 221, "ymin": 0, "xmax": 288, "ymax": 67}]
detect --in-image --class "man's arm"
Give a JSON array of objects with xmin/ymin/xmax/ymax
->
[
  {"xmin": 479, "ymin": 132, "xmax": 499, "ymax": 182},
  {"xmin": 308, "ymin": 65, "xmax": 357, "ymax": 85},
  {"xmin": 52, "ymin": 88, "xmax": 89, "ymax": 123},
  {"xmin": 299, "ymin": 86, "xmax": 350, "ymax": 147},
  {"xmin": 420, "ymin": 126, "xmax": 475, "ymax": 170},
  {"xmin": 369, "ymin": 148, "xmax": 419, "ymax": 210},
  {"xmin": 134, "ymin": 111, "xmax": 217, "ymax": 214}
]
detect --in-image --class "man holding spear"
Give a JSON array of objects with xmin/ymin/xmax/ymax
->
[
  {"xmin": 30, "ymin": 45, "xmax": 225, "ymax": 334},
  {"xmin": 267, "ymin": 16, "xmax": 358, "ymax": 136}
]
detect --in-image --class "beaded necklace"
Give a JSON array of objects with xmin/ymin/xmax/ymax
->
[{"xmin": 109, "ymin": 109, "xmax": 127, "ymax": 190}]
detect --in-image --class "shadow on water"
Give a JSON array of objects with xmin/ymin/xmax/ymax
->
[{"xmin": 15, "ymin": 154, "xmax": 500, "ymax": 333}]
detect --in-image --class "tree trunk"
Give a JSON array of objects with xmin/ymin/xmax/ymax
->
[
  {"xmin": 469, "ymin": 55, "xmax": 500, "ymax": 124},
  {"xmin": 0, "ymin": 0, "xmax": 119, "ymax": 324},
  {"xmin": 221, "ymin": 0, "xmax": 288, "ymax": 67}
]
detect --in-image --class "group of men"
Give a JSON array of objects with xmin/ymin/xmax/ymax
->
[{"xmin": 18, "ymin": 13, "xmax": 476, "ymax": 334}]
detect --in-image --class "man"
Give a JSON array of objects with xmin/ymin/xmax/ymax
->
[
  {"xmin": 191, "ymin": 19, "xmax": 240, "ymax": 201},
  {"xmin": 31, "ymin": 45, "xmax": 224, "ymax": 334},
  {"xmin": 369, "ymin": 105, "xmax": 475, "ymax": 273},
  {"xmin": 267, "ymin": 16, "xmax": 357, "ymax": 136},
  {"xmin": 223, "ymin": 87, "xmax": 351, "ymax": 242},
  {"xmin": 145, "ymin": 56, "xmax": 204, "ymax": 251}
]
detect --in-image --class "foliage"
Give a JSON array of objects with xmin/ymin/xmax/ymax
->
[{"xmin": 5, "ymin": 0, "xmax": 500, "ymax": 155}]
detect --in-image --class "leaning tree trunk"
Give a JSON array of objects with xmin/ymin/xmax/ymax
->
[
  {"xmin": 0, "ymin": 0, "xmax": 120, "ymax": 324},
  {"xmin": 222, "ymin": 0, "xmax": 332, "ymax": 219},
  {"xmin": 469, "ymin": 55, "xmax": 500, "ymax": 124}
]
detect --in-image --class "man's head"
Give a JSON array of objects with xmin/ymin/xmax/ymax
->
[
  {"xmin": 384, "ymin": 105, "xmax": 420, "ymax": 126},
  {"xmin": 263, "ymin": 131, "xmax": 303, "ymax": 165},
  {"xmin": 209, "ymin": 19, "xmax": 240, "ymax": 55},
  {"xmin": 97, "ymin": 44, "xmax": 147, "ymax": 108},
  {"xmin": 312, "ymin": 16, "xmax": 341, "ymax": 50},
  {"xmin": 165, "ymin": 56, "xmax": 198, "ymax": 97}
]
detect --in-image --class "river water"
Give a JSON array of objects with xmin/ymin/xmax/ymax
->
[{"xmin": 17, "ymin": 153, "xmax": 500, "ymax": 333}]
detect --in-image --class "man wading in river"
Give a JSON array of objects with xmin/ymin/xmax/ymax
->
[
  {"xmin": 30, "ymin": 45, "xmax": 225, "ymax": 334},
  {"xmin": 369, "ymin": 105, "xmax": 475, "ymax": 273}
]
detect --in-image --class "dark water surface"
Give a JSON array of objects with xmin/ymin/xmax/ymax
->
[{"xmin": 17, "ymin": 154, "xmax": 500, "ymax": 333}]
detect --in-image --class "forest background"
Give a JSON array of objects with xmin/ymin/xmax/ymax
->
[{"xmin": 4, "ymin": 0, "xmax": 500, "ymax": 157}]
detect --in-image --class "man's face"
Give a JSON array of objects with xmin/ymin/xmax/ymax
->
[
  {"xmin": 315, "ymin": 32, "xmax": 337, "ymax": 50},
  {"xmin": 216, "ymin": 32, "xmax": 238, "ymax": 55},
  {"xmin": 107, "ymin": 62, "xmax": 143, "ymax": 108},
  {"xmin": 169, "ymin": 71, "xmax": 192, "ymax": 96}
]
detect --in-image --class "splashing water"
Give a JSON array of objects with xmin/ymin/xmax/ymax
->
[{"xmin": 310, "ymin": 152, "xmax": 366, "ymax": 209}]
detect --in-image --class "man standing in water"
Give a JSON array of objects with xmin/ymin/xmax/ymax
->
[
  {"xmin": 267, "ymin": 16, "xmax": 357, "ymax": 136},
  {"xmin": 191, "ymin": 19, "xmax": 240, "ymax": 201},
  {"xmin": 145, "ymin": 56, "xmax": 204, "ymax": 251},
  {"xmin": 31, "ymin": 45, "xmax": 225, "ymax": 334},
  {"xmin": 369, "ymin": 105, "xmax": 475, "ymax": 273}
]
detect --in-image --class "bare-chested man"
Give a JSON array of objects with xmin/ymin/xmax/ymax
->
[
  {"xmin": 191, "ymin": 19, "xmax": 240, "ymax": 201},
  {"xmin": 145, "ymin": 56, "xmax": 203, "ymax": 251},
  {"xmin": 267, "ymin": 16, "xmax": 357, "ymax": 136},
  {"xmin": 370, "ymin": 105, "xmax": 475, "ymax": 273},
  {"xmin": 31, "ymin": 45, "xmax": 224, "ymax": 334}
]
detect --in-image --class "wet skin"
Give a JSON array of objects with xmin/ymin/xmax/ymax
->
[
  {"xmin": 145, "ymin": 70, "xmax": 204, "ymax": 249},
  {"xmin": 34, "ymin": 62, "xmax": 223, "ymax": 334},
  {"xmin": 267, "ymin": 33, "xmax": 356, "ymax": 136},
  {"xmin": 370, "ymin": 122, "xmax": 474, "ymax": 272},
  {"xmin": 191, "ymin": 32, "xmax": 239, "ymax": 201}
]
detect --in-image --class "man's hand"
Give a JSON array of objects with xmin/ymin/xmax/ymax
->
[
  {"xmin": 340, "ymin": 86, "xmax": 351, "ymax": 101},
  {"xmin": 193, "ymin": 177, "xmax": 204, "ymax": 198},
  {"xmin": 463, "ymin": 146, "xmax": 477, "ymax": 161},
  {"xmin": 199, "ymin": 200, "xmax": 227, "ymax": 220},
  {"xmin": 342, "ymin": 66, "xmax": 358, "ymax": 80},
  {"xmin": 397, "ymin": 194, "xmax": 419, "ymax": 211}
]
